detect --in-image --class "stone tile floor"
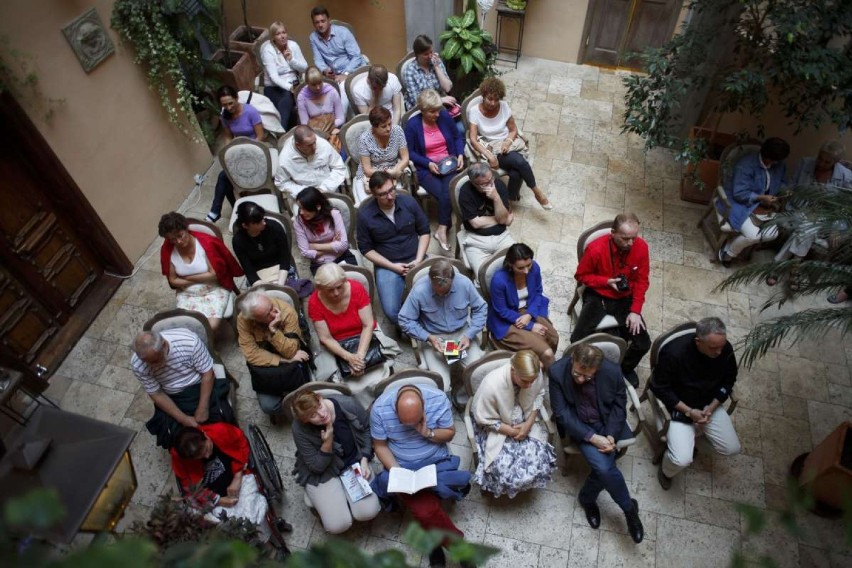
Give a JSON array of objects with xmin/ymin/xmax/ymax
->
[{"xmin": 44, "ymin": 56, "xmax": 852, "ymax": 566}]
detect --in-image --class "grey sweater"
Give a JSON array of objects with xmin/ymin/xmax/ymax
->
[{"xmin": 291, "ymin": 395, "xmax": 373, "ymax": 487}]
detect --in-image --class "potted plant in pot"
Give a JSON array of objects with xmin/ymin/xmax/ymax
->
[
  {"xmin": 440, "ymin": 6, "xmax": 497, "ymax": 100},
  {"xmin": 228, "ymin": 0, "xmax": 268, "ymax": 75},
  {"xmin": 210, "ymin": 2, "xmax": 254, "ymax": 92}
]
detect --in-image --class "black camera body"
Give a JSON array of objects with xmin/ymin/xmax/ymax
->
[{"xmin": 615, "ymin": 275, "xmax": 630, "ymax": 292}]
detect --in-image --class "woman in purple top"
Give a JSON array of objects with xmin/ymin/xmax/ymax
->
[
  {"xmin": 208, "ymin": 85, "xmax": 265, "ymax": 222},
  {"xmin": 294, "ymin": 186, "xmax": 357, "ymax": 274},
  {"xmin": 297, "ymin": 67, "xmax": 345, "ymax": 132}
]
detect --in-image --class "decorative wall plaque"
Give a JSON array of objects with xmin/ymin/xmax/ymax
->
[{"xmin": 62, "ymin": 8, "xmax": 115, "ymax": 73}]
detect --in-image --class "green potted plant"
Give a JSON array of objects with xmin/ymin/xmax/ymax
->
[
  {"xmin": 622, "ymin": 0, "xmax": 852, "ymax": 200},
  {"xmin": 440, "ymin": 6, "xmax": 497, "ymax": 99}
]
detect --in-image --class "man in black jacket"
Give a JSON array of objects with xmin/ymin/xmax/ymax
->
[
  {"xmin": 549, "ymin": 344, "xmax": 644, "ymax": 544},
  {"xmin": 650, "ymin": 317, "xmax": 741, "ymax": 490}
]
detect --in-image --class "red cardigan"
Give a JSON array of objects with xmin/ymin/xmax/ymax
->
[
  {"xmin": 574, "ymin": 234, "xmax": 650, "ymax": 315},
  {"xmin": 170, "ymin": 422, "xmax": 250, "ymax": 507},
  {"xmin": 160, "ymin": 231, "xmax": 243, "ymax": 292}
]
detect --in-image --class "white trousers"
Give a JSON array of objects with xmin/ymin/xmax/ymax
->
[
  {"xmin": 725, "ymin": 217, "xmax": 779, "ymax": 257},
  {"xmin": 305, "ymin": 474, "xmax": 381, "ymax": 534},
  {"xmin": 662, "ymin": 406, "xmax": 741, "ymax": 478},
  {"xmin": 462, "ymin": 231, "xmax": 516, "ymax": 276}
]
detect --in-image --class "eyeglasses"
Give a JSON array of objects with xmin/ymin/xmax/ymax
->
[
  {"xmin": 571, "ymin": 368, "xmax": 595, "ymax": 382},
  {"xmin": 375, "ymin": 187, "xmax": 396, "ymax": 198},
  {"xmin": 430, "ymin": 276, "xmax": 451, "ymax": 285},
  {"xmin": 473, "ymin": 177, "xmax": 495, "ymax": 188}
]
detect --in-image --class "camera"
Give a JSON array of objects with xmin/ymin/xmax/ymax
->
[{"xmin": 615, "ymin": 275, "xmax": 630, "ymax": 292}]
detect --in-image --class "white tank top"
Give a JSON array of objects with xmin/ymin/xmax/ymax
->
[{"xmin": 171, "ymin": 241, "xmax": 209, "ymax": 276}]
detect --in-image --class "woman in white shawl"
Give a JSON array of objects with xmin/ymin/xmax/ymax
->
[{"xmin": 471, "ymin": 350, "xmax": 556, "ymax": 497}]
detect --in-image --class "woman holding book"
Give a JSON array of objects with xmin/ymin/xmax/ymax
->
[
  {"xmin": 471, "ymin": 350, "xmax": 556, "ymax": 497},
  {"xmin": 291, "ymin": 390, "xmax": 380, "ymax": 534}
]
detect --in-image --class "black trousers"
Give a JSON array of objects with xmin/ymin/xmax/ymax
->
[
  {"xmin": 264, "ymin": 86, "xmax": 296, "ymax": 130},
  {"xmin": 569, "ymin": 289, "xmax": 650, "ymax": 374}
]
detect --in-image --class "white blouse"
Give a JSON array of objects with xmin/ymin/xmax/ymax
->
[
  {"xmin": 171, "ymin": 242, "xmax": 209, "ymax": 277},
  {"xmin": 468, "ymin": 100, "xmax": 512, "ymax": 141}
]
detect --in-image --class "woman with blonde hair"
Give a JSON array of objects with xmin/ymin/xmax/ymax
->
[
  {"xmin": 296, "ymin": 66, "xmax": 345, "ymax": 150},
  {"xmin": 260, "ymin": 21, "xmax": 308, "ymax": 129},
  {"xmin": 291, "ymin": 390, "xmax": 380, "ymax": 533},
  {"xmin": 404, "ymin": 89, "xmax": 465, "ymax": 250},
  {"xmin": 471, "ymin": 349, "xmax": 556, "ymax": 497}
]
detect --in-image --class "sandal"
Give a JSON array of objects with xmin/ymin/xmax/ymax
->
[
  {"xmin": 788, "ymin": 265, "xmax": 801, "ymax": 292},
  {"xmin": 765, "ymin": 275, "xmax": 778, "ymax": 287}
]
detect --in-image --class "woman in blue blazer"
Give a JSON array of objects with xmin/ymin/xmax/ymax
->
[
  {"xmin": 487, "ymin": 243, "xmax": 560, "ymax": 368},
  {"xmin": 404, "ymin": 89, "xmax": 465, "ymax": 251}
]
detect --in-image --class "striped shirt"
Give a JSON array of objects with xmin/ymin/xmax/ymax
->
[
  {"xmin": 355, "ymin": 125, "xmax": 407, "ymax": 182},
  {"xmin": 131, "ymin": 328, "xmax": 214, "ymax": 395},
  {"xmin": 370, "ymin": 385, "xmax": 453, "ymax": 468}
]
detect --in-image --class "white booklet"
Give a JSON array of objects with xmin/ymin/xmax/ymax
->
[
  {"xmin": 340, "ymin": 463, "xmax": 374, "ymax": 502},
  {"xmin": 387, "ymin": 463, "xmax": 437, "ymax": 495}
]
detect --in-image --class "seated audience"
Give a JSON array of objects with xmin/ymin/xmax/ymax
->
[
  {"xmin": 549, "ymin": 344, "xmax": 644, "ymax": 544},
  {"xmin": 570, "ymin": 212, "xmax": 650, "ymax": 387},
  {"xmin": 309, "ymin": 5, "xmax": 366, "ymax": 113},
  {"xmin": 208, "ymin": 85, "xmax": 265, "ymax": 223},
  {"xmin": 402, "ymin": 34, "xmax": 455, "ymax": 111},
  {"xmin": 232, "ymin": 201, "xmax": 294, "ymax": 286},
  {"xmin": 291, "ymin": 390, "xmax": 381, "ymax": 533},
  {"xmin": 158, "ymin": 212, "xmax": 242, "ymax": 332},
  {"xmin": 350, "ymin": 64, "xmax": 404, "ymax": 126},
  {"xmin": 468, "ymin": 77, "xmax": 551, "ymax": 209},
  {"xmin": 276, "ymin": 125, "xmax": 347, "ymax": 199},
  {"xmin": 260, "ymin": 21, "xmax": 308, "ymax": 130},
  {"xmin": 487, "ymin": 243, "xmax": 559, "ymax": 368},
  {"xmin": 718, "ymin": 137, "xmax": 790, "ymax": 264},
  {"xmin": 398, "ymin": 259, "xmax": 488, "ymax": 392},
  {"xmin": 650, "ymin": 317, "xmax": 740, "ymax": 490},
  {"xmin": 297, "ymin": 66, "xmax": 345, "ymax": 151},
  {"xmin": 471, "ymin": 349, "xmax": 556, "ymax": 498},
  {"xmin": 294, "ymin": 186, "xmax": 357, "ymax": 273},
  {"xmin": 769, "ymin": 140, "xmax": 852, "ymax": 288},
  {"xmin": 356, "ymin": 172, "xmax": 430, "ymax": 325},
  {"xmin": 237, "ymin": 291, "xmax": 311, "ymax": 420},
  {"xmin": 132, "ymin": 329, "xmax": 233, "ymax": 448},
  {"xmin": 404, "ymin": 89, "xmax": 465, "ymax": 251},
  {"xmin": 171, "ymin": 424, "xmax": 269, "ymax": 541},
  {"xmin": 371, "ymin": 384, "xmax": 471, "ymax": 567},
  {"xmin": 308, "ymin": 263, "xmax": 397, "ymax": 398},
  {"xmin": 458, "ymin": 162, "xmax": 516, "ymax": 274},
  {"xmin": 354, "ymin": 106, "xmax": 410, "ymax": 205}
]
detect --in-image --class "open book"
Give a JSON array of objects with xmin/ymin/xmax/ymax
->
[
  {"xmin": 340, "ymin": 463, "xmax": 374, "ymax": 502},
  {"xmin": 387, "ymin": 463, "xmax": 437, "ymax": 495},
  {"xmin": 443, "ymin": 339, "xmax": 468, "ymax": 364}
]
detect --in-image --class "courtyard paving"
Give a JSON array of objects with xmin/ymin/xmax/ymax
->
[{"xmin": 48, "ymin": 56, "xmax": 852, "ymax": 567}]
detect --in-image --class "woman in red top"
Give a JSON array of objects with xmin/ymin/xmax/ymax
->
[{"xmin": 308, "ymin": 263, "xmax": 396, "ymax": 401}]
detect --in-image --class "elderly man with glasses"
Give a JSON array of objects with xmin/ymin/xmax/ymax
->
[
  {"xmin": 549, "ymin": 344, "xmax": 644, "ymax": 544},
  {"xmin": 457, "ymin": 162, "xmax": 516, "ymax": 275},
  {"xmin": 398, "ymin": 259, "xmax": 488, "ymax": 393}
]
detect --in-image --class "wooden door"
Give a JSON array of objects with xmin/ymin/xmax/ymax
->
[
  {"xmin": 581, "ymin": 0, "xmax": 682, "ymax": 69},
  {"xmin": 0, "ymin": 93, "xmax": 131, "ymax": 391}
]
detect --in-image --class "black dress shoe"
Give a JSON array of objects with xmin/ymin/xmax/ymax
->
[
  {"xmin": 625, "ymin": 499, "xmax": 644, "ymax": 544},
  {"xmin": 580, "ymin": 501, "xmax": 601, "ymax": 529},
  {"xmin": 428, "ymin": 547, "xmax": 447, "ymax": 567}
]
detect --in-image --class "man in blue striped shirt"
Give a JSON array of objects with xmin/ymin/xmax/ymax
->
[{"xmin": 371, "ymin": 384, "xmax": 470, "ymax": 567}]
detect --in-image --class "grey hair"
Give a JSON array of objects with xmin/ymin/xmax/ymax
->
[
  {"xmin": 468, "ymin": 162, "xmax": 492, "ymax": 181},
  {"xmin": 314, "ymin": 262, "xmax": 346, "ymax": 287},
  {"xmin": 294, "ymin": 124, "xmax": 314, "ymax": 143},
  {"xmin": 133, "ymin": 330, "xmax": 164, "ymax": 357},
  {"xmin": 819, "ymin": 140, "xmax": 846, "ymax": 161},
  {"xmin": 572, "ymin": 344, "xmax": 604, "ymax": 368},
  {"xmin": 240, "ymin": 290, "xmax": 269, "ymax": 319},
  {"xmin": 696, "ymin": 317, "xmax": 727, "ymax": 338},
  {"xmin": 428, "ymin": 259, "xmax": 454, "ymax": 280}
]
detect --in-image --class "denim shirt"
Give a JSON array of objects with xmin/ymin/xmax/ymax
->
[
  {"xmin": 398, "ymin": 276, "xmax": 488, "ymax": 341},
  {"xmin": 721, "ymin": 152, "xmax": 786, "ymax": 230},
  {"xmin": 309, "ymin": 25, "xmax": 366, "ymax": 75}
]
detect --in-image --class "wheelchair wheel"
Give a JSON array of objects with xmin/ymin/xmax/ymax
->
[{"xmin": 247, "ymin": 423, "xmax": 284, "ymax": 501}]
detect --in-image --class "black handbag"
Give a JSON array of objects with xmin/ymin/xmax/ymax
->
[
  {"xmin": 249, "ymin": 360, "xmax": 311, "ymax": 395},
  {"xmin": 335, "ymin": 335, "xmax": 386, "ymax": 378}
]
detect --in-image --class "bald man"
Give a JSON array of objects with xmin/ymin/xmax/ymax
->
[
  {"xmin": 275, "ymin": 125, "xmax": 347, "ymax": 199},
  {"xmin": 371, "ymin": 384, "xmax": 471, "ymax": 567}
]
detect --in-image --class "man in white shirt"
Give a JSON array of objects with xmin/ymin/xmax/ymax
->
[
  {"xmin": 350, "ymin": 65, "xmax": 404, "ymax": 126},
  {"xmin": 275, "ymin": 125, "xmax": 347, "ymax": 199},
  {"xmin": 132, "ymin": 328, "xmax": 233, "ymax": 448}
]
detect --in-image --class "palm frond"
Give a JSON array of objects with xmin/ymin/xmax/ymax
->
[{"xmin": 736, "ymin": 306, "xmax": 852, "ymax": 368}]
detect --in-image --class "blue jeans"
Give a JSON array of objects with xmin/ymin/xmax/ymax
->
[
  {"xmin": 375, "ymin": 266, "xmax": 406, "ymax": 325},
  {"xmin": 415, "ymin": 167, "xmax": 453, "ymax": 227},
  {"xmin": 577, "ymin": 422, "xmax": 633, "ymax": 512},
  {"xmin": 211, "ymin": 171, "xmax": 235, "ymax": 217}
]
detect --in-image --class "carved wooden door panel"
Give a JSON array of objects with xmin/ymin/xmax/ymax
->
[
  {"xmin": 0, "ymin": 93, "xmax": 129, "ymax": 387},
  {"xmin": 581, "ymin": 0, "xmax": 682, "ymax": 69}
]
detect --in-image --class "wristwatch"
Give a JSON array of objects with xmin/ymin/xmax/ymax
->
[{"xmin": 428, "ymin": 428, "xmax": 435, "ymax": 439}]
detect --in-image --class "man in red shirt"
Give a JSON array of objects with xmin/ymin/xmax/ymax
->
[{"xmin": 570, "ymin": 213, "xmax": 651, "ymax": 387}]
